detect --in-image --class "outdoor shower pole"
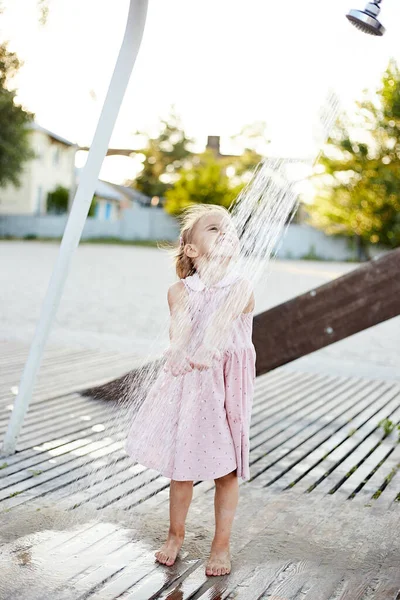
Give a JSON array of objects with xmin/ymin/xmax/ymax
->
[{"xmin": 1, "ymin": 0, "xmax": 149, "ymax": 456}]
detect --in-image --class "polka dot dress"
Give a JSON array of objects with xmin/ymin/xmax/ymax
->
[{"xmin": 125, "ymin": 270, "xmax": 256, "ymax": 482}]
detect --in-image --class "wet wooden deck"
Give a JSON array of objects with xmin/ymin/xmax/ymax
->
[{"xmin": 0, "ymin": 340, "xmax": 399, "ymax": 600}]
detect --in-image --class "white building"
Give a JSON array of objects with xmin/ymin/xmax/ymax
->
[
  {"xmin": 76, "ymin": 174, "xmax": 151, "ymax": 222},
  {"xmin": 0, "ymin": 123, "xmax": 77, "ymax": 216}
]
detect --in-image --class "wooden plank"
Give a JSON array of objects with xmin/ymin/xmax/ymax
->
[
  {"xmin": 250, "ymin": 378, "xmax": 368, "ymax": 478},
  {"xmin": 249, "ymin": 379, "xmax": 383, "ymax": 486},
  {"xmin": 373, "ymin": 548, "xmax": 400, "ymax": 600},
  {"xmin": 6, "ymin": 523, "xmax": 127, "ymax": 599},
  {"xmin": 2, "ymin": 363, "xmax": 400, "ymax": 598},
  {"xmin": 253, "ymin": 248, "xmax": 400, "ymax": 375},
  {"xmin": 336, "ymin": 572, "xmax": 380, "ymax": 600},
  {"xmin": 301, "ymin": 573, "xmax": 346, "ymax": 600},
  {"xmin": 13, "ymin": 406, "xmax": 114, "ymax": 453},
  {"xmin": 365, "ymin": 437, "xmax": 400, "ymax": 510},
  {"xmin": 264, "ymin": 382, "xmax": 396, "ymax": 493},
  {"xmin": 249, "ymin": 374, "xmax": 354, "ymax": 447},
  {"xmin": 0, "ymin": 395, "xmax": 107, "ymax": 435},
  {"xmin": 292, "ymin": 391, "xmax": 400, "ymax": 497},
  {"xmin": 181, "ymin": 491, "xmax": 350, "ymax": 599},
  {"xmin": 0, "ymin": 438, "xmax": 124, "ymax": 496},
  {"xmin": 0, "ymin": 423, "xmax": 119, "ymax": 472},
  {"xmin": 250, "ymin": 371, "xmax": 317, "ymax": 416},
  {"xmin": 258, "ymin": 561, "xmax": 327, "ymax": 600},
  {"xmin": 0, "ymin": 345, "xmax": 141, "ymax": 408},
  {"xmin": 81, "ymin": 553, "xmax": 198, "ymax": 600},
  {"xmin": 250, "ymin": 373, "xmax": 334, "ymax": 434},
  {"xmin": 0, "ymin": 392, "xmax": 81, "ymax": 423},
  {"xmin": 55, "ymin": 465, "xmax": 161, "ymax": 511},
  {"xmin": 334, "ymin": 440, "xmax": 398, "ymax": 500},
  {"xmin": 0, "ymin": 440, "xmax": 128, "ymax": 503}
]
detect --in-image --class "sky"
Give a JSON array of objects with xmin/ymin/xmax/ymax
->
[{"xmin": 2, "ymin": 0, "xmax": 400, "ymax": 185}]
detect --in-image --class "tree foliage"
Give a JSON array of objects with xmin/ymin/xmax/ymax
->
[
  {"xmin": 126, "ymin": 108, "xmax": 195, "ymax": 198},
  {"xmin": 309, "ymin": 59, "xmax": 400, "ymax": 254},
  {"xmin": 130, "ymin": 110, "xmax": 268, "ymax": 215},
  {"xmin": 47, "ymin": 185, "xmax": 69, "ymax": 214},
  {"xmin": 164, "ymin": 151, "xmax": 244, "ymax": 216},
  {"xmin": 0, "ymin": 42, "xmax": 35, "ymax": 188},
  {"xmin": 227, "ymin": 121, "xmax": 269, "ymax": 182}
]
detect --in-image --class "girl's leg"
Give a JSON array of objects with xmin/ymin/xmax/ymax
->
[
  {"xmin": 206, "ymin": 469, "xmax": 238, "ymax": 576},
  {"xmin": 155, "ymin": 479, "xmax": 194, "ymax": 566}
]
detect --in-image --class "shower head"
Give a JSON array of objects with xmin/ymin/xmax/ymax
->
[{"xmin": 346, "ymin": 1, "xmax": 385, "ymax": 36}]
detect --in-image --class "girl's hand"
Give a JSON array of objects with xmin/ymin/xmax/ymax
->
[
  {"xmin": 163, "ymin": 346, "xmax": 193, "ymax": 377},
  {"xmin": 189, "ymin": 344, "xmax": 221, "ymax": 371}
]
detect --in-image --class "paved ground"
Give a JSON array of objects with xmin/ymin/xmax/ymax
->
[{"xmin": 1, "ymin": 241, "xmax": 399, "ymax": 381}]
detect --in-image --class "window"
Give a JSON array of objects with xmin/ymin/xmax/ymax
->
[
  {"xmin": 53, "ymin": 147, "xmax": 61, "ymax": 166},
  {"xmin": 35, "ymin": 186, "xmax": 43, "ymax": 215},
  {"xmin": 35, "ymin": 144, "xmax": 43, "ymax": 161}
]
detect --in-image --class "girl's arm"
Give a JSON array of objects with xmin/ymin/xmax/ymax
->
[
  {"xmin": 167, "ymin": 282, "xmax": 192, "ymax": 348},
  {"xmin": 163, "ymin": 282, "xmax": 194, "ymax": 376}
]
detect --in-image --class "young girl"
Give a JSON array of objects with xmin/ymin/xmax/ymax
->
[{"xmin": 126, "ymin": 203, "xmax": 256, "ymax": 577}]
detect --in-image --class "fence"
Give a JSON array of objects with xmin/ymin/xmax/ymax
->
[{"xmin": 0, "ymin": 206, "xmax": 386, "ymax": 261}]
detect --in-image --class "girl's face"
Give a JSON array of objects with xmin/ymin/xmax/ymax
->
[{"xmin": 188, "ymin": 212, "xmax": 240, "ymax": 261}]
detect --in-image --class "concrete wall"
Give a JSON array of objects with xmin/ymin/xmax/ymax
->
[
  {"xmin": 275, "ymin": 224, "xmax": 353, "ymax": 261},
  {"xmin": 0, "ymin": 209, "xmax": 387, "ymax": 261},
  {"xmin": 0, "ymin": 204, "xmax": 180, "ymax": 242},
  {"xmin": 119, "ymin": 204, "xmax": 179, "ymax": 240}
]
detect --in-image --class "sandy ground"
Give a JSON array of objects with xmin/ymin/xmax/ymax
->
[{"xmin": 1, "ymin": 240, "xmax": 399, "ymax": 381}]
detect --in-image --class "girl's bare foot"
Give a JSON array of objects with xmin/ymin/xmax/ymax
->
[
  {"xmin": 205, "ymin": 545, "xmax": 231, "ymax": 576},
  {"xmin": 155, "ymin": 533, "xmax": 184, "ymax": 567}
]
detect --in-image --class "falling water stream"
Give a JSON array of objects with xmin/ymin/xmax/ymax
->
[
  {"xmin": 61, "ymin": 91, "xmax": 341, "ymax": 509},
  {"xmin": 0, "ymin": 93, "xmax": 345, "ymax": 600}
]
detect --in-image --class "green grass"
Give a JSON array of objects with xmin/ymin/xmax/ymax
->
[{"xmin": 377, "ymin": 417, "xmax": 400, "ymax": 439}]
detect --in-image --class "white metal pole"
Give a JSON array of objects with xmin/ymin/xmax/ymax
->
[{"xmin": 1, "ymin": 0, "xmax": 149, "ymax": 456}]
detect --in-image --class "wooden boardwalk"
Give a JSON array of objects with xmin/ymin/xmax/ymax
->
[{"xmin": 0, "ymin": 340, "xmax": 399, "ymax": 600}]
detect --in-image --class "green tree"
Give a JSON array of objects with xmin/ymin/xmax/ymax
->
[
  {"xmin": 0, "ymin": 42, "xmax": 35, "ymax": 188},
  {"xmin": 127, "ymin": 107, "xmax": 195, "ymax": 198},
  {"xmin": 88, "ymin": 195, "xmax": 98, "ymax": 217},
  {"xmin": 47, "ymin": 185, "xmax": 69, "ymax": 214},
  {"xmin": 0, "ymin": 1, "xmax": 48, "ymax": 24},
  {"xmin": 164, "ymin": 150, "xmax": 244, "ymax": 216},
  {"xmin": 309, "ymin": 59, "xmax": 400, "ymax": 260},
  {"xmin": 227, "ymin": 121, "xmax": 269, "ymax": 183}
]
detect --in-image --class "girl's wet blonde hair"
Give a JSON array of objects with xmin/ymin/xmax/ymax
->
[{"xmin": 160, "ymin": 204, "xmax": 232, "ymax": 279}]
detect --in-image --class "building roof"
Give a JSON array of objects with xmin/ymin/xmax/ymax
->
[
  {"xmin": 108, "ymin": 182, "xmax": 152, "ymax": 206},
  {"xmin": 73, "ymin": 167, "xmax": 152, "ymax": 205},
  {"xmin": 95, "ymin": 179, "xmax": 125, "ymax": 203},
  {"xmin": 27, "ymin": 122, "xmax": 78, "ymax": 148}
]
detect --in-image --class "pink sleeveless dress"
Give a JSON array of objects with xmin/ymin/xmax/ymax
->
[{"xmin": 125, "ymin": 269, "xmax": 256, "ymax": 482}]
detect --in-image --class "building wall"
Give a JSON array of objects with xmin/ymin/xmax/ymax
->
[
  {"xmin": 0, "ymin": 130, "xmax": 76, "ymax": 215},
  {"xmin": 0, "ymin": 160, "xmax": 33, "ymax": 215},
  {"xmin": 94, "ymin": 198, "xmax": 121, "ymax": 221}
]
